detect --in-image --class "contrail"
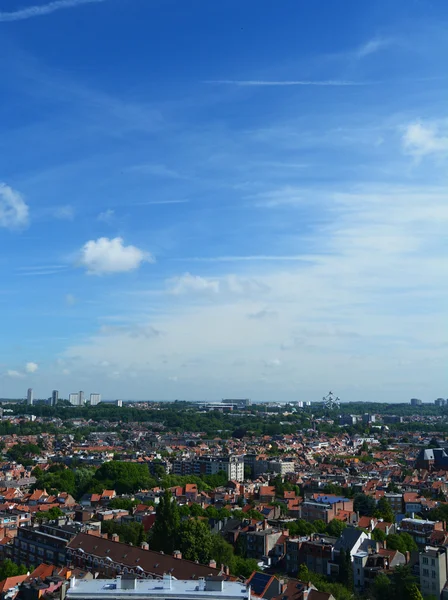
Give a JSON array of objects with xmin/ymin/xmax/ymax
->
[{"xmin": 0, "ymin": 0, "xmax": 108, "ymax": 22}]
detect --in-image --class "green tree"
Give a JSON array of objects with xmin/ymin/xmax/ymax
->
[
  {"xmin": 101, "ymin": 521, "xmax": 145, "ymax": 546},
  {"xmin": 327, "ymin": 519, "xmax": 347, "ymax": 537},
  {"xmin": 375, "ymin": 497, "xmax": 395, "ymax": 523},
  {"xmin": 108, "ymin": 498, "xmax": 139, "ymax": 512},
  {"xmin": 372, "ymin": 572, "xmax": 392, "ymax": 600},
  {"xmin": 0, "ymin": 559, "xmax": 28, "ymax": 580},
  {"xmin": 93, "ymin": 461, "xmax": 155, "ymax": 494},
  {"xmin": 149, "ymin": 489, "xmax": 180, "ymax": 554},
  {"xmin": 337, "ymin": 548, "xmax": 351, "ymax": 587},
  {"xmin": 372, "ymin": 527, "xmax": 386, "ymax": 542},
  {"xmin": 189, "ymin": 503, "xmax": 205, "ymax": 517},
  {"xmin": 408, "ymin": 584, "xmax": 423, "ymax": 600},
  {"xmin": 35, "ymin": 506, "xmax": 64, "ymax": 522},
  {"xmin": 354, "ymin": 493, "xmax": 376, "ymax": 516},
  {"xmin": 179, "ymin": 519, "xmax": 213, "ymax": 564},
  {"xmin": 230, "ymin": 556, "xmax": 258, "ymax": 578},
  {"xmin": 210, "ymin": 535, "xmax": 234, "ymax": 567},
  {"xmin": 312, "ymin": 519, "xmax": 327, "ymax": 533},
  {"xmin": 391, "ymin": 565, "xmax": 417, "ymax": 600}
]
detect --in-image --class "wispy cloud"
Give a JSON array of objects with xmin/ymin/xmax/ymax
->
[
  {"xmin": 16, "ymin": 264, "xmax": 67, "ymax": 276},
  {"xmin": 179, "ymin": 255, "xmax": 310, "ymax": 262},
  {"xmin": 355, "ymin": 37, "xmax": 393, "ymax": 59},
  {"xmin": 0, "ymin": 183, "xmax": 30, "ymax": 230},
  {"xmin": 206, "ymin": 79, "xmax": 372, "ymax": 87},
  {"xmin": 127, "ymin": 164, "xmax": 183, "ymax": 179},
  {"xmin": 131, "ymin": 200, "xmax": 189, "ymax": 206},
  {"xmin": 0, "ymin": 0, "xmax": 107, "ymax": 22},
  {"xmin": 402, "ymin": 120, "xmax": 448, "ymax": 158}
]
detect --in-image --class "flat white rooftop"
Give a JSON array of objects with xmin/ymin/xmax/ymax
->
[{"xmin": 68, "ymin": 576, "xmax": 250, "ymax": 600}]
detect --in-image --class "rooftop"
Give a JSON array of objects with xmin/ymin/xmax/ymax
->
[{"xmin": 68, "ymin": 576, "xmax": 249, "ymax": 600}]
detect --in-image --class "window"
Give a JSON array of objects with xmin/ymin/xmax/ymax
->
[
  {"xmin": 431, "ymin": 559, "xmax": 435, "ymax": 566},
  {"xmin": 423, "ymin": 557, "xmax": 428, "ymax": 564},
  {"xmin": 423, "ymin": 569, "xmax": 429, "ymax": 577},
  {"xmin": 431, "ymin": 571, "xmax": 436, "ymax": 579}
]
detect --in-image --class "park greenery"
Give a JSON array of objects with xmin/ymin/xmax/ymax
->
[{"xmin": 148, "ymin": 489, "xmax": 258, "ymax": 578}]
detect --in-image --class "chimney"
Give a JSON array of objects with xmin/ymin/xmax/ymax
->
[
  {"xmin": 209, "ymin": 559, "xmax": 217, "ymax": 568},
  {"xmin": 280, "ymin": 580, "xmax": 287, "ymax": 593},
  {"xmin": 173, "ymin": 550, "xmax": 182, "ymax": 559},
  {"xmin": 141, "ymin": 542, "xmax": 149, "ymax": 550},
  {"xmin": 111, "ymin": 533, "xmax": 119, "ymax": 542},
  {"xmin": 263, "ymin": 519, "xmax": 268, "ymax": 530}
]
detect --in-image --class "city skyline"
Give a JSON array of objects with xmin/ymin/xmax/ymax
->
[{"xmin": 0, "ymin": 0, "xmax": 447, "ymax": 402}]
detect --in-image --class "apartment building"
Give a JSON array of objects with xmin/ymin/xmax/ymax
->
[
  {"xmin": 384, "ymin": 493, "xmax": 403, "ymax": 514},
  {"xmin": 300, "ymin": 496, "xmax": 354, "ymax": 524},
  {"xmin": 172, "ymin": 455, "xmax": 244, "ymax": 482},
  {"xmin": 67, "ymin": 532, "xmax": 226, "ymax": 579},
  {"xmin": 68, "ymin": 575, "xmax": 249, "ymax": 600},
  {"xmin": 10, "ymin": 523, "xmax": 79, "ymax": 567},
  {"xmin": 420, "ymin": 546, "xmax": 448, "ymax": 599},
  {"xmin": 399, "ymin": 518, "xmax": 444, "ymax": 545},
  {"xmin": 238, "ymin": 524, "xmax": 286, "ymax": 560}
]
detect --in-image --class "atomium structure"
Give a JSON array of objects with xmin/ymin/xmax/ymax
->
[{"xmin": 322, "ymin": 391, "xmax": 340, "ymax": 410}]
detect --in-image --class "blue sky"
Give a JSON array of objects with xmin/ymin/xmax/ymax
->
[{"xmin": 1, "ymin": 0, "xmax": 447, "ymax": 402}]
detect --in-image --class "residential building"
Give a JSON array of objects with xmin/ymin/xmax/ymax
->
[
  {"xmin": 222, "ymin": 399, "xmax": 251, "ymax": 409},
  {"xmin": 435, "ymin": 398, "xmax": 446, "ymax": 407},
  {"xmin": 399, "ymin": 518, "xmax": 444, "ymax": 545},
  {"xmin": 51, "ymin": 390, "xmax": 59, "ymax": 406},
  {"xmin": 69, "ymin": 393, "xmax": 80, "ymax": 406},
  {"xmin": 67, "ymin": 532, "xmax": 227, "ymax": 579},
  {"xmin": 384, "ymin": 493, "xmax": 403, "ymax": 514},
  {"xmin": 415, "ymin": 448, "xmax": 448, "ymax": 471},
  {"xmin": 238, "ymin": 524, "xmax": 285, "ymax": 560},
  {"xmin": 300, "ymin": 496, "xmax": 354, "ymax": 524},
  {"xmin": 11, "ymin": 523, "xmax": 79, "ymax": 567},
  {"xmin": 246, "ymin": 572, "xmax": 286, "ymax": 600},
  {"xmin": 298, "ymin": 538, "xmax": 335, "ymax": 577},
  {"xmin": 26, "ymin": 388, "xmax": 33, "ymax": 406},
  {"xmin": 353, "ymin": 547, "xmax": 405, "ymax": 590},
  {"xmin": 79, "ymin": 391, "xmax": 85, "ymax": 404},
  {"xmin": 90, "ymin": 394, "xmax": 101, "ymax": 406},
  {"xmin": 410, "ymin": 398, "xmax": 422, "ymax": 406},
  {"xmin": 67, "ymin": 575, "xmax": 249, "ymax": 600},
  {"xmin": 172, "ymin": 455, "xmax": 244, "ymax": 482},
  {"xmin": 420, "ymin": 546, "xmax": 448, "ymax": 599}
]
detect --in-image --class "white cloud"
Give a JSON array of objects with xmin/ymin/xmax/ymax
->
[
  {"xmin": 7, "ymin": 370, "xmax": 24, "ymax": 379},
  {"xmin": 65, "ymin": 294, "xmax": 76, "ymax": 306},
  {"xmin": 402, "ymin": 121, "xmax": 448, "ymax": 158},
  {"xmin": 355, "ymin": 37, "xmax": 392, "ymax": 59},
  {"xmin": 169, "ymin": 273, "xmax": 220, "ymax": 295},
  {"xmin": 168, "ymin": 273, "xmax": 269, "ymax": 297},
  {"xmin": 97, "ymin": 209, "xmax": 115, "ymax": 224},
  {"xmin": 247, "ymin": 309, "xmax": 277, "ymax": 320},
  {"xmin": 128, "ymin": 164, "xmax": 181, "ymax": 179},
  {"xmin": 78, "ymin": 237, "xmax": 153, "ymax": 275},
  {"xmin": 0, "ymin": 0, "xmax": 107, "ymax": 22},
  {"xmin": 0, "ymin": 183, "xmax": 29, "ymax": 229},
  {"xmin": 62, "ymin": 184, "xmax": 448, "ymax": 402},
  {"xmin": 25, "ymin": 362, "xmax": 39, "ymax": 373},
  {"xmin": 264, "ymin": 358, "xmax": 282, "ymax": 368},
  {"xmin": 54, "ymin": 205, "xmax": 75, "ymax": 220}
]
